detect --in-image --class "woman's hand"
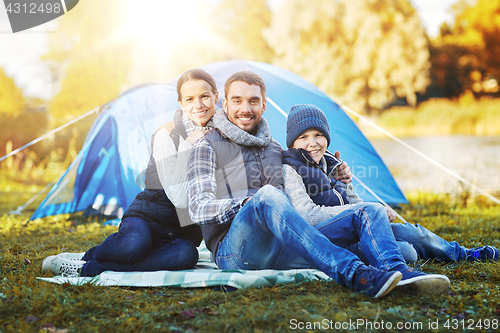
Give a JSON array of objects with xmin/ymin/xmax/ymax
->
[
  {"xmin": 185, "ymin": 129, "xmax": 212, "ymax": 145},
  {"xmin": 333, "ymin": 151, "xmax": 352, "ymax": 184},
  {"xmin": 385, "ymin": 206, "xmax": 396, "ymax": 222}
]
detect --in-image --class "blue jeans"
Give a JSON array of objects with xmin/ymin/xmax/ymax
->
[
  {"xmin": 80, "ymin": 216, "xmax": 199, "ymax": 276},
  {"xmin": 346, "ymin": 222, "xmax": 467, "ymax": 263},
  {"xmin": 216, "ymin": 186, "xmax": 406, "ymax": 289}
]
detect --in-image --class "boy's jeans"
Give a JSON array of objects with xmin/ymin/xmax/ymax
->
[
  {"xmin": 348, "ymin": 222, "xmax": 467, "ymax": 263},
  {"xmin": 80, "ymin": 216, "xmax": 198, "ymax": 276},
  {"xmin": 216, "ymin": 185, "xmax": 406, "ymax": 289}
]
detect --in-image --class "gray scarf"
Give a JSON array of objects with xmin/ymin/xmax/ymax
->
[
  {"xmin": 181, "ymin": 111, "xmax": 215, "ymax": 136},
  {"xmin": 213, "ymin": 109, "xmax": 272, "ymax": 147}
]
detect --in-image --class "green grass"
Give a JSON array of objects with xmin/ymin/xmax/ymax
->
[
  {"xmin": 374, "ymin": 98, "xmax": 500, "ymax": 137},
  {"xmin": 1, "ymin": 180, "xmax": 500, "ymax": 332}
]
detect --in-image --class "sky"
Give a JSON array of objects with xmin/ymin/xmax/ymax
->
[{"xmin": 0, "ymin": 0, "xmax": 460, "ymax": 100}]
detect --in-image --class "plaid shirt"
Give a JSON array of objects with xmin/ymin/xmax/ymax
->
[{"xmin": 187, "ymin": 138, "xmax": 247, "ymax": 225}]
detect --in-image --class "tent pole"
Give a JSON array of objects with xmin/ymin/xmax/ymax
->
[
  {"xmin": 341, "ymin": 105, "xmax": 500, "ymax": 206},
  {"xmin": 0, "ymin": 107, "xmax": 100, "ymax": 163}
]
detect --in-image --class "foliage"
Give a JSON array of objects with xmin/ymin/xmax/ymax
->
[
  {"xmin": 208, "ymin": 0, "xmax": 274, "ymax": 63},
  {"xmin": 44, "ymin": 0, "xmax": 136, "ymax": 123},
  {"xmin": 265, "ymin": 0, "xmax": 430, "ymax": 114},
  {"xmin": 1, "ymin": 174, "xmax": 500, "ymax": 332},
  {"xmin": 0, "ymin": 68, "xmax": 25, "ymax": 117},
  {"xmin": 0, "ymin": 110, "xmax": 50, "ymax": 159},
  {"xmin": 448, "ymin": 0, "xmax": 500, "ymax": 79},
  {"xmin": 375, "ymin": 97, "xmax": 500, "ymax": 137},
  {"xmin": 430, "ymin": 0, "xmax": 500, "ymax": 98}
]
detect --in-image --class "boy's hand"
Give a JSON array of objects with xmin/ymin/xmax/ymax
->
[
  {"xmin": 333, "ymin": 151, "xmax": 352, "ymax": 184},
  {"xmin": 385, "ymin": 206, "xmax": 396, "ymax": 222}
]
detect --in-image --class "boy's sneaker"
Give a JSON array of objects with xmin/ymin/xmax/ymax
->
[
  {"xmin": 41, "ymin": 255, "xmax": 85, "ymax": 277},
  {"xmin": 352, "ymin": 266, "xmax": 402, "ymax": 298},
  {"xmin": 395, "ymin": 267, "xmax": 449, "ymax": 295},
  {"xmin": 56, "ymin": 252, "xmax": 86, "ymax": 261},
  {"xmin": 464, "ymin": 246, "xmax": 499, "ymax": 261}
]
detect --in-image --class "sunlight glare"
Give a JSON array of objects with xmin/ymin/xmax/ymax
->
[{"xmin": 121, "ymin": 0, "xmax": 209, "ymax": 53}]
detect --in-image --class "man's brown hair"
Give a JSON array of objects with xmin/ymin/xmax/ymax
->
[{"xmin": 224, "ymin": 71, "xmax": 266, "ymax": 99}]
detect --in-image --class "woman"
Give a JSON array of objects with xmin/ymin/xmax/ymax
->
[{"xmin": 42, "ymin": 69, "xmax": 219, "ymax": 276}]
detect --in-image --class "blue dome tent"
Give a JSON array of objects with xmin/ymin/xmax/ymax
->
[{"xmin": 31, "ymin": 60, "xmax": 407, "ymax": 221}]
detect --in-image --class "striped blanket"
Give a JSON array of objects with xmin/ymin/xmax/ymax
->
[{"xmin": 38, "ymin": 243, "xmax": 330, "ymax": 289}]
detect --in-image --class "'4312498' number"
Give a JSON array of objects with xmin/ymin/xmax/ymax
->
[
  {"xmin": 6, "ymin": 2, "xmax": 62, "ymax": 14},
  {"xmin": 444, "ymin": 318, "xmax": 498, "ymax": 330}
]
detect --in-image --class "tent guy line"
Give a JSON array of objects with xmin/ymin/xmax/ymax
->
[
  {"xmin": 340, "ymin": 104, "xmax": 500, "ymax": 206},
  {"xmin": 9, "ymin": 180, "xmax": 56, "ymax": 215},
  {"xmin": 266, "ymin": 96, "xmax": 288, "ymax": 118},
  {"xmin": 352, "ymin": 173, "xmax": 408, "ymax": 224},
  {"xmin": 0, "ymin": 107, "xmax": 100, "ymax": 163}
]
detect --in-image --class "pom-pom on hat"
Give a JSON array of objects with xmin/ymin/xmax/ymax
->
[{"xmin": 286, "ymin": 104, "xmax": 331, "ymax": 148}]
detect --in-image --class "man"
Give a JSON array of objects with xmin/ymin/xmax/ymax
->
[{"xmin": 187, "ymin": 71, "xmax": 449, "ymax": 298}]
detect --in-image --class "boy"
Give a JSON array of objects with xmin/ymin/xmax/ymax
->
[
  {"xmin": 282, "ymin": 104, "xmax": 453, "ymax": 294},
  {"xmin": 283, "ymin": 104, "xmax": 498, "ymax": 265}
]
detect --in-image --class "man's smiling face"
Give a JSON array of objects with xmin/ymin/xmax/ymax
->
[{"xmin": 223, "ymin": 81, "xmax": 266, "ymax": 135}]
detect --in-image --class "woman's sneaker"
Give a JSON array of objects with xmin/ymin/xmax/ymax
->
[
  {"xmin": 395, "ymin": 267, "xmax": 449, "ymax": 295},
  {"xmin": 41, "ymin": 255, "xmax": 85, "ymax": 277},
  {"xmin": 352, "ymin": 266, "xmax": 402, "ymax": 298},
  {"xmin": 464, "ymin": 246, "xmax": 499, "ymax": 261},
  {"xmin": 56, "ymin": 252, "xmax": 86, "ymax": 261}
]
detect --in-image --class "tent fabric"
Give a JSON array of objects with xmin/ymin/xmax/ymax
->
[{"xmin": 31, "ymin": 60, "xmax": 406, "ymax": 221}]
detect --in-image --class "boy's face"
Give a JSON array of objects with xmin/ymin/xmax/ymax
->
[{"xmin": 292, "ymin": 129, "xmax": 327, "ymax": 164}]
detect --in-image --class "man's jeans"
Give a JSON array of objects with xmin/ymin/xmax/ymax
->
[
  {"xmin": 216, "ymin": 185, "xmax": 406, "ymax": 289},
  {"xmin": 80, "ymin": 216, "xmax": 198, "ymax": 276},
  {"xmin": 348, "ymin": 222, "xmax": 467, "ymax": 263}
]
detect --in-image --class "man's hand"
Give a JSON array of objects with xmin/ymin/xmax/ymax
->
[
  {"xmin": 185, "ymin": 129, "xmax": 212, "ymax": 145},
  {"xmin": 333, "ymin": 151, "xmax": 352, "ymax": 184},
  {"xmin": 385, "ymin": 206, "xmax": 396, "ymax": 222}
]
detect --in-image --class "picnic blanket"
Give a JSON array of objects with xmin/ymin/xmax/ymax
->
[{"xmin": 38, "ymin": 243, "xmax": 330, "ymax": 289}]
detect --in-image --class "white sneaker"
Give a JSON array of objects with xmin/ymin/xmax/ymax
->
[
  {"xmin": 41, "ymin": 255, "xmax": 85, "ymax": 277},
  {"xmin": 56, "ymin": 252, "xmax": 86, "ymax": 261}
]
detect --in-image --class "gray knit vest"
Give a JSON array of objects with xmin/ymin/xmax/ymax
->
[{"xmin": 201, "ymin": 129, "xmax": 284, "ymax": 254}]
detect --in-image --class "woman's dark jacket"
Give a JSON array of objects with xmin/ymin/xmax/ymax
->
[{"xmin": 122, "ymin": 109, "xmax": 202, "ymax": 246}]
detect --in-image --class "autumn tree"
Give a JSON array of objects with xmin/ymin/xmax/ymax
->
[
  {"xmin": 431, "ymin": 0, "xmax": 500, "ymax": 97},
  {"xmin": 44, "ymin": 0, "xmax": 136, "ymax": 122},
  {"xmin": 0, "ymin": 68, "xmax": 25, "ymax": 116},
  {"xmin": 208, "ymin": 0, "xmax": 274, "ymax": 63},
  {"xmin": 0, "ymin": 68, "xmax": 50, "ymax": 158},
  {"xmin": 265, "ymin": 0, "xmax": 430, "ymax": 114}
]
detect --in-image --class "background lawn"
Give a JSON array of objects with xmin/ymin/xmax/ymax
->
[{"xmin": 1, "ymin": 179, "xmax": 500, "ymax": 332}]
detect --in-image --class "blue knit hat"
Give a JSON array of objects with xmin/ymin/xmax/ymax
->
[{"xmin": 286, "ymin": 104, "xmax": 331, "ymax": 148}]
